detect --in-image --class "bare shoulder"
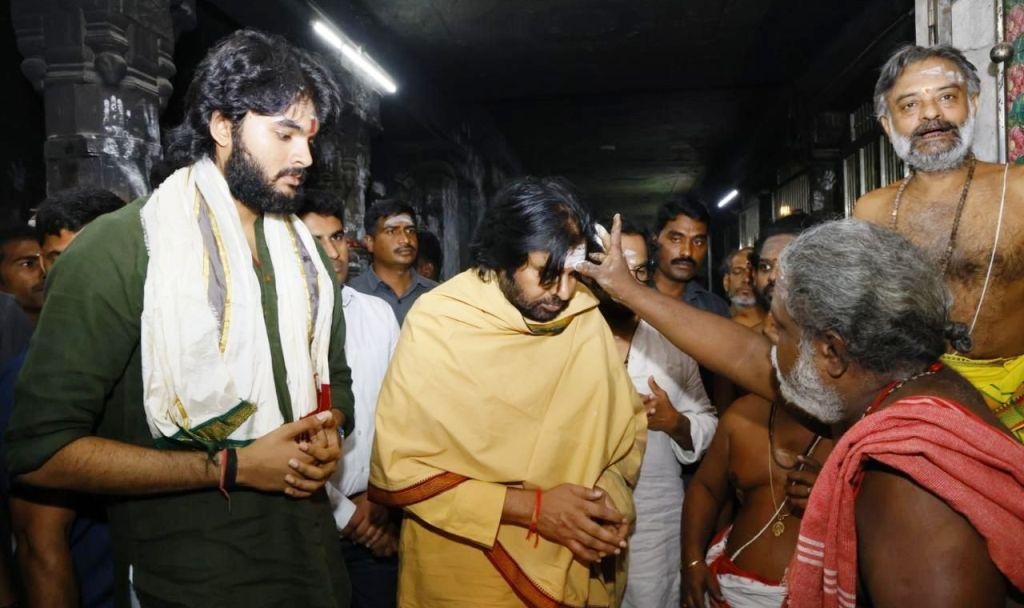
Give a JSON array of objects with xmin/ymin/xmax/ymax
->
[
  {"xmin": 852, "ymin": 183, "xmax": 900, "ymax": 223},
  {"xmin": 1003, "ymin": 161, "xmax": 1024, "ymax": 208},
  {"xmin": 720, "ymin": 393, "xmax": 770, "ymax": 432},
  {"xmin": 1004, "ymin": 159, "xmax": 1024, "ymax": 183},
  {"xmin": 857, "ymin": 463, "xmax": 952, "ymax": 521},
  {"xmin": 856, "ymin": 463, "xmax": 1005, "ymax": 607}
]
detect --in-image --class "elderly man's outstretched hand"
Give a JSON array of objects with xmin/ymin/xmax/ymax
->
[{"xmin": 574, "ymin": 213, "xmax": 640, "ymax": 303}]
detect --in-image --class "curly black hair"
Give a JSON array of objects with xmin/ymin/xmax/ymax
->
[
  {"xmin": 299, "ymin": 189, "xmax": 345, "ymax": 223},
  {"xmin": 34, "ymin": 187, "xmax": 125, "ymax": 244},
  {"xmin": 165, "ymin": 29, "xmax": 343, "ymax": 169},
  {"xmin": 470, "ymin": 177, "xmax": 593, "ymax": 285}
]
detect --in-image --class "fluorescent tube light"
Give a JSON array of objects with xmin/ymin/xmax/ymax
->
[
  {"xmin": 716, "ymin": 189, "xmax": 739, "ymax": 209},
  {"xmin": 312, "ymin": 20, "xmax": 398, "ymax": 94}
]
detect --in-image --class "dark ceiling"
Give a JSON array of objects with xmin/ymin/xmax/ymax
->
[
  {"xmin": 203, "ymin": 0, "xmax": 914, "ymax": 221},
  {"xmin": 350, "ymin": 0, "xmax": 915, "ymax": 221}
]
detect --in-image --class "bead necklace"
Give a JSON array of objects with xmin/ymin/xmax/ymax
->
[
  {"xmin": 862, "ymin": 361, "xmax": 945, "ymax": 419},
  {"xmin": 890, "ymin": 155, "xmax": 975, "ymax": 275}
]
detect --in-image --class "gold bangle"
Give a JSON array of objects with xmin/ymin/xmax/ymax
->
[{"xmin": 684, "ymin": 558, "xmax": 703, "ymax": 569}]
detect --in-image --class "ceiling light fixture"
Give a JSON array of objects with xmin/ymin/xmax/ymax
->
[
  {"xmin": 779, "ymin": 204, "xmax": 792, "ymax": 217},
  {"xmin": 716, "ymin": 189, "xmax": 739, "ymax": 209},
  {"xmin": 312, "ymin": 20, "xmax": 398, "ymax": 94}
]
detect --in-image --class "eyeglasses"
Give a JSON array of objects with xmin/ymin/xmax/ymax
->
[{"xmin": 630, "ymin": 264, "xmax": 650, "ymax": 282}]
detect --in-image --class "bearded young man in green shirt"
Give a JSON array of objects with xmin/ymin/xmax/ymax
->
[{"xmin": 5, "ymin": 30, "xmax": 355, "ymax": 607}]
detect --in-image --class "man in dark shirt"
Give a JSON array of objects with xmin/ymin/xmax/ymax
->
[
  {"xmin": 0, "ymin": 226, "xmax": 44, "ymax": 325},
  {"xmin": 649, "ymin": 196, "xmax": 729, "ymax": 318},
  {"xmin": 349, "ymin": 200, "xmax": 437, "ymax": 324},
  {"xmin": 649, "ymin": 196, "xmax": 730, "ymax": 407},
  {"xmin": 4, "ymin": 30, "xmax": 354, "ymax": 607},
  {"xmin": 6, "ymin": 186, "xmax": 125, "ymax": 608}
]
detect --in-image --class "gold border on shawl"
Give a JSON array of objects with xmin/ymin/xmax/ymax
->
[
  {"xmin": 173, "ymin": 397, "xmax": 191, "ymax": 429},
  {"xmin": 204, "ymin": 195, "xmax": 233, "ymax": 354},
  {"xmin": 366, "ymin": 472, "xmax": 469, "ymax": 507},
  {"xmin": 285, "ymin": 221, "xmax": 314, "ymax": 344},
  {"xmin": 484, "ymin": 541, "xmax": 582, "ymax": 608}
]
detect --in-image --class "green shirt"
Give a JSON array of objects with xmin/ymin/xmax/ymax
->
[{"xmin": 5, "ymin": 199, "xmax": 355, "ymax": 607}]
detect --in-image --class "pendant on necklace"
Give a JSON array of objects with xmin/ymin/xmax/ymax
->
[{"xmin": 772, "ymin": 520, "xmax": 786, "ymax": 537}]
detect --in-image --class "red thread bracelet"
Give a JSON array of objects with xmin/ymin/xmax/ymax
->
[{"xmin": 524, "ymin": 489, "xmax": 542, "ymax": 548}]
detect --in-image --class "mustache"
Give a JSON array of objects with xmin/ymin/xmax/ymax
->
[
  {"xmin": 537, "ymin": 295, "xmax": 568, "ymax": 308},
  {"xmin": 912, "ymin": 119, "xmax": 958, "ymax": 139},
  {"xmin": 274, "ymin": 167, "xmax": 306, "ymax": 181},
  {"xmin": 671, "ymin": 257, "xmax": 696, "ymax": 265}
]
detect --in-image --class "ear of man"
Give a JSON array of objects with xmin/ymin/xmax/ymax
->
[
  {"xmin": 209, "ymin": 110, "xmax": 234, "ymax": 149},
  {"xmin": 820, "ymin": 330, "xmax": 850, "ymax": 379}
]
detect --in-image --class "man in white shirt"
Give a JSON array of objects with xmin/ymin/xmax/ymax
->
[
  {"xmin": 588, "ymin": 218, "xmax": 718, "ymax": 607},
  {"xmin": 301, "ymin": 191, "xmax": 401, "ymax": 608}
]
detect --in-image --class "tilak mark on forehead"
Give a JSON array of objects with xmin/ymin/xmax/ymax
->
[
  {"xmin": 622, "ymin": 248, "xmax": 641, "ymax": 268},
  {"xmin": 274, "ymin": 109, "xmax": 319, "ymax": 137},
  {"xmin": 383, "ymin": 214, "xmax": 415, "ymax": 229},
  {"xmin": 915, "ymin": 65, "xmax": 964, "ymax": 82},
  {"xmin": 563, "ymin": 243, "xmax": 587, "ymax": 270}
]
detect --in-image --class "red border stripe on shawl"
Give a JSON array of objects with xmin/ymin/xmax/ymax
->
[
  {"xmin": 484, "ymin": 541, "xmax": 585, "ymax": 608},
  {"xmin": 367, "ymin": 472, "xmax": 468, "ymax": 507}
]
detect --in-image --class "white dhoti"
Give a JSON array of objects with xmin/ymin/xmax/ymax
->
[{"xmin": 704, "ymin": 527, "xmax": 787, "ymax": 608}]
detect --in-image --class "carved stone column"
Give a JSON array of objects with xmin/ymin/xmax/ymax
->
[
  {"xmin": 12, "ymin": 0, "xmax": 185, "ymax": 201},
  {"xmin": 312, "ymin": 66, "xmax": 381, "ymax": 235},
  {"xmin": 315, "ymin": 115, "xmax": 375, "ymax": 236}
]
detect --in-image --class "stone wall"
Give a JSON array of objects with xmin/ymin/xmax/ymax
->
[{"xmin": 371, "ymin": 114, "xmax": 521, "ymax": 280}]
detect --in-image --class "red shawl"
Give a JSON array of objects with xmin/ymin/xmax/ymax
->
[{"xmin": 785, "ymin": 396, "xmax": 1024, "ymax": 608}]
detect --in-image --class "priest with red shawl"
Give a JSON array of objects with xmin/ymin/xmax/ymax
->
[{"xmin": 761, "ymin": 219, "xmax": 1024, "ymax": 608}]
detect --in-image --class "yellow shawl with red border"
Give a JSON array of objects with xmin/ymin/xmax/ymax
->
[{"xmin": 369, "ymin": 269, "xmax": 645, "ymax": 607}]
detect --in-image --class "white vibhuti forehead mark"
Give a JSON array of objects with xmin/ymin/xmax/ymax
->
[
  {"xmin": 383, "ymin": 214, "xmax": 414, "ymax": 228},
  {"xmin": 593, "ymin": 223, "xmax": 611, "ymax": 252},
  {"xmin": 622, "ymin": 248, "xmax": 641, "ymax": 269},
  {"xmin": 563, "ymin": 243, "xmax": 587, "ymax": 270},
  {"xmin": 915, "ymin": 65, "xmax": 964, "ymax": 83}
]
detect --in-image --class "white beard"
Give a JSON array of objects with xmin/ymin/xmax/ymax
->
[
  {"xmin": 890, "ymin": 109, "xmax": 976, "ymax": 173},
  {"xmin": 730, "ymin": 293, "xmax": 757, "ymax": 308},
  {"xmin": 771, "ymin": 343, "xmax": 846, "ymax": 424}
]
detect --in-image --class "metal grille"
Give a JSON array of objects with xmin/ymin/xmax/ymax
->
[
  {"xmin": 858, "ymin": 143, "xmax": 879, "ymax": 196},
  {"xmin": 739, "ymin": 202, "xmax": 760, "ymax": 247},
  {"xmin": 843, "ymin": 153, "xmax": 858, "ymax": 217},
  {"xmin": 773, "ymin": 174, "xmax": 810, "ymax": 220}
]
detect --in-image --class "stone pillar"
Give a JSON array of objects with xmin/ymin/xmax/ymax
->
[
  {"xmin": 407, "ymin": 161, "xmax": 459, "ymax": 280},
  {"xmin": 12, "ymin": 0, "xmax": 184, "ymax": 202},
  {"xmin": 313, "ymin": 66, "xmax": 381, "ymax": 238},
  {"xmin": 315, "ymin": 115, "xmax": 374, "ymax": 235}
]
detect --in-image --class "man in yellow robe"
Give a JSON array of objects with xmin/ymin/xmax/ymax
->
[{"xmin": 369, "ymin": 177, "xmax": 646, "ymax": 607}]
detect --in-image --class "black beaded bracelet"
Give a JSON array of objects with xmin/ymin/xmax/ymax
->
[{"xmin": 224, "ymin": 447, "xmax": 238, "ymax": 490}]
